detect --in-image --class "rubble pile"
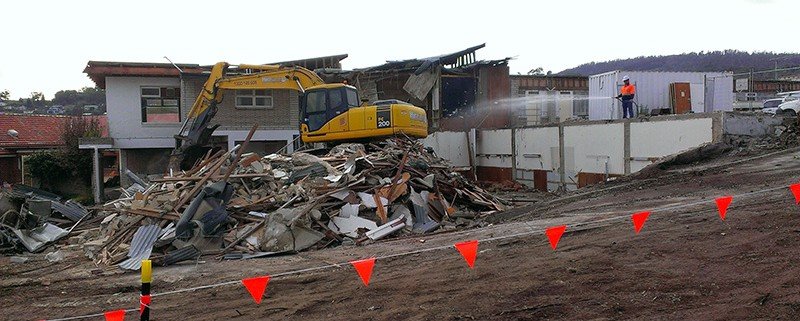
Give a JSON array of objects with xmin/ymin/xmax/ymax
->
[
  {"xmin": 727, "ymin": 117, "xmax": 800, "ymax": 153},
  {"xmin": 0, "ymin": 185, "xmax": 90, "ymax": 253},
  {"xmin": 75, "ymin": 138, "xmax": 507, "ymax": 268}
]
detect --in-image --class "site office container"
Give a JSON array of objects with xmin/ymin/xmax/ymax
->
[{"xmin": 588, "ymin": 70, "xmax": 733, "ymax": 120}]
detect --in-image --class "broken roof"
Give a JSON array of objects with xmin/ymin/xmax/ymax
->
[
  {"xmin": 84, "ymin": 54, "xmax": 349, "ymax": 88},
  {"xmin": 357, "ymin": 43, "xmax": 509, "ymax": 75},
  {"xmin": 323, "ymin": 44, "xmax": 510, "ymax": 77}
]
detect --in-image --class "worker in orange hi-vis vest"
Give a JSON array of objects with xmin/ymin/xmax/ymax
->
[{"xmin": 616, "ymin": 75, "xmax": 636, "ymax": 118}]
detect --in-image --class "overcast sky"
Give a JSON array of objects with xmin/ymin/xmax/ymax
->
[{"xmin": 0, "ymin": 0, "xmax": 794, "ymax": 99}]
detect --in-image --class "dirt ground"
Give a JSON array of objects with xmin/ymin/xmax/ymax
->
[{"xmin": 4, "ymin": 146, "xmax": 800, "ymax": 321}]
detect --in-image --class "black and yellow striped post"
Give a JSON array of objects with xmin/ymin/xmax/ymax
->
[{"xmin": 140, "ymin": 259, "xmax": 152, "ymax": 321}]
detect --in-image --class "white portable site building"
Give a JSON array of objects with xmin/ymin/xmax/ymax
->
[{"xmin": 588, "ymin": 70, "xmax": 734, "ymax": 120}]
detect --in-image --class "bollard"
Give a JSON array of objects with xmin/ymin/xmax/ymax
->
[{"xmin": 140, "ymin": 259, "xmax": 152, "ymax": 321}]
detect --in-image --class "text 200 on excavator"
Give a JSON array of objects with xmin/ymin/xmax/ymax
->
[{"xmin": 170, "ymin": 62, "xmax": 428, "ymax": 170}]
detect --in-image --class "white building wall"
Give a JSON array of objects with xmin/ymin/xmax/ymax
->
[
  {"xmin": 106, "ymin": 76, "xmax": 299, "ymax": 151},
  {"xmin": 515, "ymin": 127, "xmax": 559, "ymax": 171},
  {"xmin": 564, "ymin": 123, "xmax": 626, "ymax": 176},
  {"xmin": 106, "ymin": 77, "xmax": 181, "ymax": 149},
  {"xmin": 476, "ymin": 129, "xmax": 512, "ymax": 168},
  {"xmin": 421, "ymin": 131, "xmax": 470, "ymax": 167},
  {"xmin": 629, "ymin": 118, "xmax": 714, "ymax": 172},
  {"xmin": 421, "ymin": 114, "xmax": 723, "ymax": 191}
]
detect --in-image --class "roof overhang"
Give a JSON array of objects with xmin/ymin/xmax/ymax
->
[{"xmin": 83, "ymin": 61, "xmax": 204, "ymax": 88}]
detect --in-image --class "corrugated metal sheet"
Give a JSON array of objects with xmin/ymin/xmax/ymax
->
[
  {"xmin": 588, "ymin": 70, "xmax": 733, "ymax": 120},
  {"xmin": 50, "ymin": 200, "xmax": 88, "ymax": 221},
  {"xmin": 118, "ymin": 225, "xmax": 162, "ymax": 270}
]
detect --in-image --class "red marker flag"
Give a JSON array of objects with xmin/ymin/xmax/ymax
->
[
  {"xmin": 104, "ymin": 309, "xmax": 125, "ymax": 321},
  {"xmin": 545, "ymin": 225, "xmax": 567, "ymax": 250},
  {"xmin": 454, "ymin": 240, "xmax": 479, "ymax": 268},
  {"xmin": 715, "ymin": 196, "xmax": 733, "ymax": 220},
  {"xmin": 791, "ymin": 183, "xmax": 800, "ymax": 204},
  {"xmin": 631, "ymin": 211, "xmax": 650, "ymax": 234},
  {"xmin": 241, "ymin": 276, "xmax": 271, "ymax": 304},
  {"xmin": 350, "ymin": 258, "xmax": 376, "ymax": 286}
]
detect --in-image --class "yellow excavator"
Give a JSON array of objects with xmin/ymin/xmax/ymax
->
[{"xmin": 170, "ymin": 62, "xmax": 428, "ymax": 170}]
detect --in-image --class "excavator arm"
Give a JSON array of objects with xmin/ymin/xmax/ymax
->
[{"xmin": 169, "ymin": 62, "xmax": 325, "ymax": 171}]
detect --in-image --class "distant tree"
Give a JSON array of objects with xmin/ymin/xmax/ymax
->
[
  {"xmin": 53, "ymin": 87, "xmax": 105, "ymax": 109},
  {"xmin": 30, "ymin": 92, "xmax": 46, "ymax": 108},
  {"xmin": 53, "ymin": 89, "xmax": 80, "ymax": 106},
  {"xmin": 0, "ymin": 90, "xmax": 9, "ymax": 101}
]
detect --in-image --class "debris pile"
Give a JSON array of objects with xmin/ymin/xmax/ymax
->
[
  {"xmin": 0, "ymin": 184, "xmax": 89, "ymax": 253},
  {"xmin": 84, "ymin": 138, "xmax": 507, "ymax": 268}
]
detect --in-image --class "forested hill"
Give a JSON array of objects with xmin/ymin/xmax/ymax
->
[{"xmin": 558, "ymin": 50, "xmax": 800, "ymax": 76}]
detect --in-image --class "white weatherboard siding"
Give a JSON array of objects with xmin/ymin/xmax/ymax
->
[
  {"xmin": 106, "ymin": 77, "xmax": 181, "ymax": 149},
  {"xmin": 629, "ymin": 118, "xmax": 714, "ymax": 172}
]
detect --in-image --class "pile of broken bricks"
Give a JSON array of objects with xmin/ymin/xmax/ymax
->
[{"xmin": 83, "ymin": 137, "xmax": 509, "ymax": 269}]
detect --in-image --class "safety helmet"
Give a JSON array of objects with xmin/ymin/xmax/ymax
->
[{"xmin": 622, "ymin": 75, "xmax": 630, "ymax": 81}]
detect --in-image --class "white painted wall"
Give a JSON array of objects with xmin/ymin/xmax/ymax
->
[
  {"xmin": 629, "ymin": 118, "xmax": 714, "ymax": 172},
  {"xmin": 515, "ymin": 127, "xmax": 559, "ymax": 171},
  {"xmin": 475, "ymin": 129, "xmax": 512, "ymax": 168},
  {"xmin": 564, "ymin": 123, "xmax": 625, "ymax": 176},
  {"xmin": 421, "ymin": 131, "xmax": 470, "ymax": 167},
  {"xmin": 422, "ymin": 115, "xmax": 718, "ymax": 190},
  {"xmin": 106, "ymin": 77, "xmax": 181, "ymax": 148}
]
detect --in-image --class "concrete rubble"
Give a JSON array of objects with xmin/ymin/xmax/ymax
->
[{"xmin": 3, "ymin": 138, "xmax": 508, "ymax": 269}]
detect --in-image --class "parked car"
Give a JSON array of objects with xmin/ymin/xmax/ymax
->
[
  {"xmin": 776, "ymin": 91, "xmax": 800, "ymax": 116},
  {"xmin": 761, "ymin": 98, "xmax": 784, "ymax": 115}
]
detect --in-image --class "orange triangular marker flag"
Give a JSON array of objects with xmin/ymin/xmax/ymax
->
[
  {"xmin": 715, "ymin": 196, "xmax": 733, "ymax": 220},
  {"xmin": 791, "ymin": 184, "xmax": 800, "ymax": 204},
  {"xmin": 545, "ymin": 225, "xmax": 567, "ymax": 250},
  {"xmin": 454, "ymin": 240, "xmax": 479, "ymax": 268},
  {"xmin": 631, "ymin": 211, "xmax": 650, "ymax": 234},
  {"xmin": 350, "ymin": 258, "xmax": 376, "ymax": 286},
  {"xmin": 104, "ymin": 309, "xmax": 125, "ymax": 321},
  {"xmin": 241, "ymin": 276, "xmax": 270, "ymax": 304}
]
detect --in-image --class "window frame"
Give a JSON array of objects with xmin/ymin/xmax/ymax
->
[
  {"xmin": 235, "ymin": 89, "xmax": 274, "ymax": 109},
  {"xmin": 140, "ymin": 86, "xmax": 181, "ymax": 124}
]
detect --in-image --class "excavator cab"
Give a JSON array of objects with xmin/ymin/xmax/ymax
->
[
  {"xmin": 300, "ymin": 84, "xmax": 428, "ymax": 143},
  {"xmin": 301, "ymin": 84, "xmax": 360, "ymax": 133}
]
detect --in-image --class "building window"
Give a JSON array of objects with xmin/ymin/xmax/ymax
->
[
  {"xmin": 141, "ymin": 87, "xmax": 180, "ymax": 123},
  {"xmin": 236, "ymin": 89, "xmax": 273, "ymax": 109}
]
